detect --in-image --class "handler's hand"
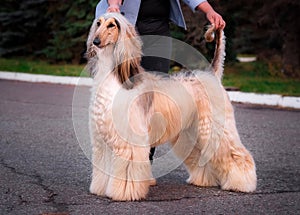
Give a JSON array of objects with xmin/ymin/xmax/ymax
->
[
  {"xmin": 197, "ymin": 2, "xmax": 226, "ymax": 30},
  {"xmin": 107, "ymin": 4, "xmax": 120, "ymax": 13},
  {"xmin": 206, "ymin": 10, "xmax": 226, "ymax": 29}
]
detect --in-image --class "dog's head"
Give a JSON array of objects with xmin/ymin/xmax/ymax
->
[
  {"xmin": 87, "ymin": 12, "xmax": 142, "ymax": 57},
  {"xmin": 86, "ymin": 13, "xmax": 143, "ymax": 87},
  {"xmin": 90, "ymin": 16, "xmax": 120, "ymax": 50},
  {"xmin": 87, "ymin": 13, "xmax": 119, "ymax": 58}
]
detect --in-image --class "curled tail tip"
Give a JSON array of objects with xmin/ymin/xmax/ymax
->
[
  {"xmin": 204, "ymin": 24, "xmax": 225, "ymax": 43},
  {"xmin": 203, "ymin": 25, "xmax": 226, "ymax": 80},
  {"xmin": 204, "ymin": 24, "xmax": 216, "ymax": 43}
]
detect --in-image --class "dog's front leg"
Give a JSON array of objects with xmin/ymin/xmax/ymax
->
[
  {"xmin": 105, "ymin": 139, "xmax": 152, "ymax": 201},
  {"xmin": 90, "ymin": 143, "xmax": 112, "ymax": 196}
]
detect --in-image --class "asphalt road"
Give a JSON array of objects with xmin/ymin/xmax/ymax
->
[{"xmin": 0, "ymin": 79, "xmax": 299, "ymax": 215}]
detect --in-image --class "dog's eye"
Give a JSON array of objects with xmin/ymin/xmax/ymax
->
[
  {"xmin": 107, "ymin": 23, "xmax": 115, "ymax": 28},
  {"xmin": 97, "ymin": 21, "xmax": 101, "ymax": 27}
]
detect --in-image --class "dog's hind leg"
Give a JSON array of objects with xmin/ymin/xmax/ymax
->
[
  {"xmin": 212, "ymin": 134, "xmax": 257, "ymax": 193},
  {"xmin": 104, "ymin": 139, "xmax": 152, "ymax": 201},
  {"xmin": 184, "ymin": 148, "xmax": 218, "ymax": 187},
  {"xmin": 220, "ymin": 149, "xmax": 257, "ymax": 192},
  {"xmin": 169, "ymin": 125, "xmax": 218, "ymax": 188},
  {"xmin": 173, "ymin": 140, "xmax": 218, "ymax": 187}
]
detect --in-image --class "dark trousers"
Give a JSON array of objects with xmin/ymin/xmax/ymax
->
[
  {"xmin": 140, "ymin": 34, "xmax": 171, "ymax": 74},
  {"xmin": 136, "ymin": 19, "xmax": 171, "ymax": 162},
  {"xmin": 136, "ymin": 19, "xmax": 171, "ymax": 74}
]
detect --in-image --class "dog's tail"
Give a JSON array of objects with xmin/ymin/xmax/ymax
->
[{"xmin": 204, "ymin": 25, "xmax": 226, "ymax": 80}]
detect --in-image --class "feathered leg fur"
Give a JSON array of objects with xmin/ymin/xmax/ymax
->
[
  {"xmin": 87, "ymin": 14, "xmax": 257, "ymax": 201},
  {"xmin": 104, "ymin": 139, "xmax": 152, "ymax": 201},
  {"xmin": 171, "ymin": 26, "xmax": 256, "ymax": 192}
]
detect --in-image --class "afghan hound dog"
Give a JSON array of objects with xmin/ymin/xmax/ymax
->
[{"xmin": 86, "ymin": 13, "xmax": 256, "ymax": 201}]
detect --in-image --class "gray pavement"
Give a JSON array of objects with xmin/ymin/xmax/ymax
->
[{"xmin": 0, "ymin": 79, "xmax": 299, "ymax": 215}]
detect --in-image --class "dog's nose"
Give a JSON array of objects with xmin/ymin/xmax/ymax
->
[{"xmin": 93, "ymin": 38, "xmax": 101, "ymax": 46}]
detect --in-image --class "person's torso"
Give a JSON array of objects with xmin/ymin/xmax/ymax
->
[
  {"xmin": 95, "ymin": 0, "xmax": 187, "ymax": 29},
  {"xmin": 137, "ymin": 0, "xmax": 170, "ymax": 21}
]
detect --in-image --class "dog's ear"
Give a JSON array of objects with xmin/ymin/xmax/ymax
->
[
  {"xmin": 114, "ymin": 19, "xmax": 120, "ymax": 30},
  {"xmin": 116, "ymin": 58, "xmax": 140, "ymax": 89},
  {"xmin": 85, "ymin": 19, "xmax": 100, "ymax": 77},
  {"xmin": 86, "ymin": 19, "xmax": 99, "ymax": 59},
  {"xmin": 114, "ymin": 22, "xmax": 143, "ymax": 89}
]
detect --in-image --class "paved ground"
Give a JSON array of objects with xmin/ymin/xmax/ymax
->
[{"xmin": 0, "ymin": 80, "xmax": 299, "ymax": 215}]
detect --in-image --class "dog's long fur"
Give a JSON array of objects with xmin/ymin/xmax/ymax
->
[{"xmin": 87, "ymin": 13, "xmax": 257, "ymax": 201}]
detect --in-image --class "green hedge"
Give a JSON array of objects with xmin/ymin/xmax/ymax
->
[{"xmin": 0, "ymin": 0, "xmax": 299, "ymax": 77}]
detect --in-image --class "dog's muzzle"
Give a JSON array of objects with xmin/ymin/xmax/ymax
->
[{"xmin": 93, "ymin": 38, "xmax": 101, "ymax": 47}]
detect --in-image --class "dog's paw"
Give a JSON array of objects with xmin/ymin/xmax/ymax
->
[
  {"xmin": 106, "ymin": 179, "xmax": 150, "ymax": 201},
  {"xmin": 149, "ymin": 178, "xmax": 157, "ymax": 186}
]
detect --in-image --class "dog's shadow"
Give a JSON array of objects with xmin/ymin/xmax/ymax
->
[{"xmin": 147, "ymin": 176, "xmax": 222, "ymax": 201}]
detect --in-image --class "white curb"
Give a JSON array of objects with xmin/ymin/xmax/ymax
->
[
  {"xmin": 0, "ymin": 71, "xmax": 299, "ymax": 109},
  {"xmin": 227, "ymin": 91, "xmax": 300, "ymax": 109},
  {"xmin": 0, "ymin": 71, "xmax": 93, "ymax": 86},
  {"xmin": 236, "ymin": 56, "xmax": 257, "ymax": 62}
]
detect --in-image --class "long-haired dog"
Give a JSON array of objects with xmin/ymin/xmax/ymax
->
[{"xmin": 86, "ymin": 13, "xmax": 256, "ymax": 201}]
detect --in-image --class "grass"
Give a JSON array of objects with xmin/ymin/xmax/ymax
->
[
  {"xmin": 223, "ymin": 61, "xmax": 300, "ymax": 96},
  {"xmin": 0, "ymin": 58, "xmax": 85, "ymax": 77},
  {"xmin": 0, "ymin": 58, "xmax": 299, "ymax": 96}
]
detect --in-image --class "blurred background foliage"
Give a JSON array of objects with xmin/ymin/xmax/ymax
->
[{"xmin": 0, "ymin": 0, "xmax": 299, "ymax": 77}]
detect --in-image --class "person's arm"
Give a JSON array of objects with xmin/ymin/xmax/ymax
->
[
  {"xmin": 107, "ymin": 0, "xmax": 122, "ymax": 13},
  {"xmin": 196, "ymin": 1, "xmax": 225, "ymax": 29}
]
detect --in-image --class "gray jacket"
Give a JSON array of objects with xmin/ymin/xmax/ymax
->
[{"xmin": 95, "ymin": 0, "xmax": 206, "ymax": 29}]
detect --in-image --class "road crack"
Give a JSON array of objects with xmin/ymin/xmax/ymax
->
[{"xmin": 0, "ymin": 158, "xmax": 68, "ymax": 213}]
